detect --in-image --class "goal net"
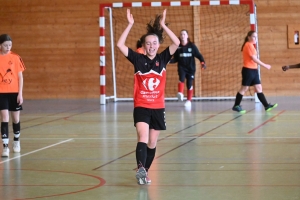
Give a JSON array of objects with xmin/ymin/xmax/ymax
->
[{"xmin": 100, "ymin": 1, "xmax": 256, "ymax": 103}]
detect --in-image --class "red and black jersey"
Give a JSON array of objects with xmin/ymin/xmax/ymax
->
[{"xmin": 126, "ymin": 47, "xmax": 172, "ymax": 109}]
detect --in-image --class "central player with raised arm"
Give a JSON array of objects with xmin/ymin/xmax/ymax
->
[{"xmin": 117, "ymin": 9, "xmax": 179, "ymax": 185}]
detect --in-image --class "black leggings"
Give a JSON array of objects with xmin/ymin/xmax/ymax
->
[{"xmin": 178, "ymin": 70, "xmax": 194, "ymax": 90}]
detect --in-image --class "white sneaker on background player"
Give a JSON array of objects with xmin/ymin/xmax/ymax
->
[
  {"xmin": 13, "ymin": 141, "xmax": 21, "ymax": 153},
  {"xmin": 2, "ymin": 147, "xmax": 9, "ymax": 157},
  {"xmin": 184, "ymin": 100, "xmax": 191, "ymax": 107}
]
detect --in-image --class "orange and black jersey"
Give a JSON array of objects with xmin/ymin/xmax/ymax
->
[
  {"xmin": 126, "ymin": 47, "xmax": 172, "ymax": 109},
  {"xmin": 0, "ymin": 51, "xmax": 26, "ymax": 93},
  {"xmin": 10, "ymin": 51, "xmax": 26, "ymax": 71},
  {"xmin": 171, "ymin": 42, "xmax": 205, "ymax": 73}
]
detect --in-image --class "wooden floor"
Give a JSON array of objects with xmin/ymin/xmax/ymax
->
[{"xmin": 0, "ymin": 97, "xmax": 300, "ymax": 200}]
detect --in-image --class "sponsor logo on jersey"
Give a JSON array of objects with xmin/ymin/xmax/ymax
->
[
  {"xmin": 142, "ymin": 78, "xmax": 160, "ymax": 91},
  {"xmin": 179, "ymin": 53, "xmax": 192, "ymax": 57}
]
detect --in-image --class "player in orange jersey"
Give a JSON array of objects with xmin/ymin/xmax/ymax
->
[
  {"xmin": 117, "ymin": 9, "xmax": 179, "ymax": 185},
  {"xmin": 0, "ymin": 34, "xmax": 26, "ymax": 157},
  {"xmin": 232, "ymin": 31, "xmax": 277, "ymax": 113},
  {"xmin": 136, "ymin": 36, "xmax": 146, "ymax": 55}
]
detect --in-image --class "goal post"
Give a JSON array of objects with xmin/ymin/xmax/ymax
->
[{"xmin": 99, "ymin": 0, "xmax": 256, "ymax": 104}]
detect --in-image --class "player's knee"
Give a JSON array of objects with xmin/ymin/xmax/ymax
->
[
  {"xmin": 254, "ymin": 85, "xmax": 262, "ymax": 93},
  {"xmin": 138, "ymin": 137, "xmax": 148, "ymax": 143},
  {"xmin": 1, "ymin": 114, "xmax": 9, "ymax": 122},
  {"xmin": 137, "ymin": 132, "xmax": 149, "ymax": 143},
  {"xmin": 239, "ymin": 87, "xmax": 248, "ymax": 94},
  {"xmin": 148, "ymin": 141, "xmax": 157, "ymax": 148}
]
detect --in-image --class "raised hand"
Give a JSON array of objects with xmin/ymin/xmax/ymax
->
[
  {"xmin": 160, "ymin": 9, "xmax": 166, "ymax": 26},
  {"xmin": 127, "ymin": 9, "xmax": 134, "ymax": 25}
]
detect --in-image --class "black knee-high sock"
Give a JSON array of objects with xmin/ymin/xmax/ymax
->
[
  {"xmin": 136, "ymin": 142, "xmax": 147, "ymax": 168},
  {"xmin": 13, "ymin": 122, "xmax": 20, "ymax": 141},
  {"xmin": 257, "ymin": 92, "xmax": 269, "ymax": 107},
  {"xmin": 234, "ymin": 92, "xmax": 243, "ymax": 107},
  {"xmin": 1, "ymin": 122, "xmax": 9, "ymax": 147},
  {"xmin": 145, "ymin": 147, "xmax": 156, "ymax": 172}
]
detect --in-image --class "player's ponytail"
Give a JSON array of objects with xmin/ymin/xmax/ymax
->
[
  {"xmin": 241, "ymin": 30, "xmax": 256, "ymax": 51},
  {"xmin": 145, "ymin": 14, "xmax": 169, "ymax": 44}
]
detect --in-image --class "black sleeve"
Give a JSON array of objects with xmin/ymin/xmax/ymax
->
[
  {"xmin": 169, "ymin": 57, "xmax": 177, "ymax": 64},
  {"xmin": 160, "ymin": 46, "xmax": 172, "ymax": 65},
  {"xmin": 169, "ymin": 50, "xmax": 178, "ymax": 64},
  {"xmin": 192, "ymin": 44, "xmax": 205, "ymax": 63},
  {"xmin": 126, "ymin": 48, "xmax": 137, "ymax": 65}
]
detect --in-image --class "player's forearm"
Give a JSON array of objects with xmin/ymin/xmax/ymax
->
[
  {"xmin": 288, "ymin": 63, "xmax": 300, "ymax": 68},
  {"xmin": 162, "ymin": 24, "xmax": 179, "ymax": 46},
  {"xmin": 18, "ymin": 72, "xmax": 23, "ymax": 95},
  {"xmin": 197, "ymin": 54, "xmax": 205, "ymax": 63},
  {"xmin": 161, "ymin": 24, "xmax": 180, "ymax": 54},
  {"xmin": 117, "ymin": 23, "xmax": 133, "ymax": 46},
  {"xmin": 117, "ymin": 23, "xmax": 133, "ymax": 55},
  {"xmin": 193, "ymin": 46, "xmax": 205, "ymax": 63},
  {"xmin": 252, "ymin": 56, "xmax": 268, "ymax": 68}
]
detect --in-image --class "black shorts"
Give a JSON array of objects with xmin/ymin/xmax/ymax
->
[
  {"xmin": 241, "ymin": 67, "xmax": 261, "ymax": 86},
  {"xmin": 0, "ymin": 93, "xmax": 23, "ymax": 111},
  {"xmin": 178, "ymin": 67, "xmax": 195, "ymax": 82},
  {"xmin": 133, "ymin": 107, "xmax": 166, "ymax": 130}
]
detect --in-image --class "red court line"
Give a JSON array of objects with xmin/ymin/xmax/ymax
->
[
  {"xmin": 5, "ymin": 169, "xmax": 106, "ymax": 200},
  {"xmin": 248, "ymin": 110, "xmax": 286, "ymax": 134},
  {"xmin": 92, "ymin": 109, "xmax": 231, "ymax": 170},
  {"xmin": 158, "ymin": 108, "xmax": 230, "ymax": 141},
  {"xmin": 154, "ymin": 112, "xmax": 247, "ymax": 159},
  {"xmin": 20, "ymin": 108, "xmax": 97, "ymax": 131},
  {"xmin": 9, "ymin": 101, "xmax": 101, "ymax": 134}
]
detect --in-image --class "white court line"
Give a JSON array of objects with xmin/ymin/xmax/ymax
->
[{"xmin": 0, "ymin": 138, "xmax": 73, "ymax": 164}]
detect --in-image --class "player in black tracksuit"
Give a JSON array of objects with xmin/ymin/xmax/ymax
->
[{"xmin": 170, "ymin": 29, "xmax": 206, "ymax": 107}]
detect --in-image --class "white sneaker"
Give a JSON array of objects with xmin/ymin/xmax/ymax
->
[
  {"xmin": 146, "ymin": 175, "xmax": 151, "ymax": 184},
  {"xmin": 184, "ymin": 100, "xmax": 191, "ymax": 107},
  {"xmin": 13, "ymin": 141, "xmax": 21, "ymax": 153},
  {"xmin": 136, "ymin": 167, "xmax": 147, "ymax": 185},
  {"xmin": 177, "ymin": 92, "xmax": 183, "ymax": 101},
  {"xmin": 2, "ymin": 147, "xmax": 9, "ymax": 157}
]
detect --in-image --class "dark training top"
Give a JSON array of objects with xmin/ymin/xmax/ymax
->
[{"xmin": 171, "ymin": 42, "xmax": 205, "ymax": 73}]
